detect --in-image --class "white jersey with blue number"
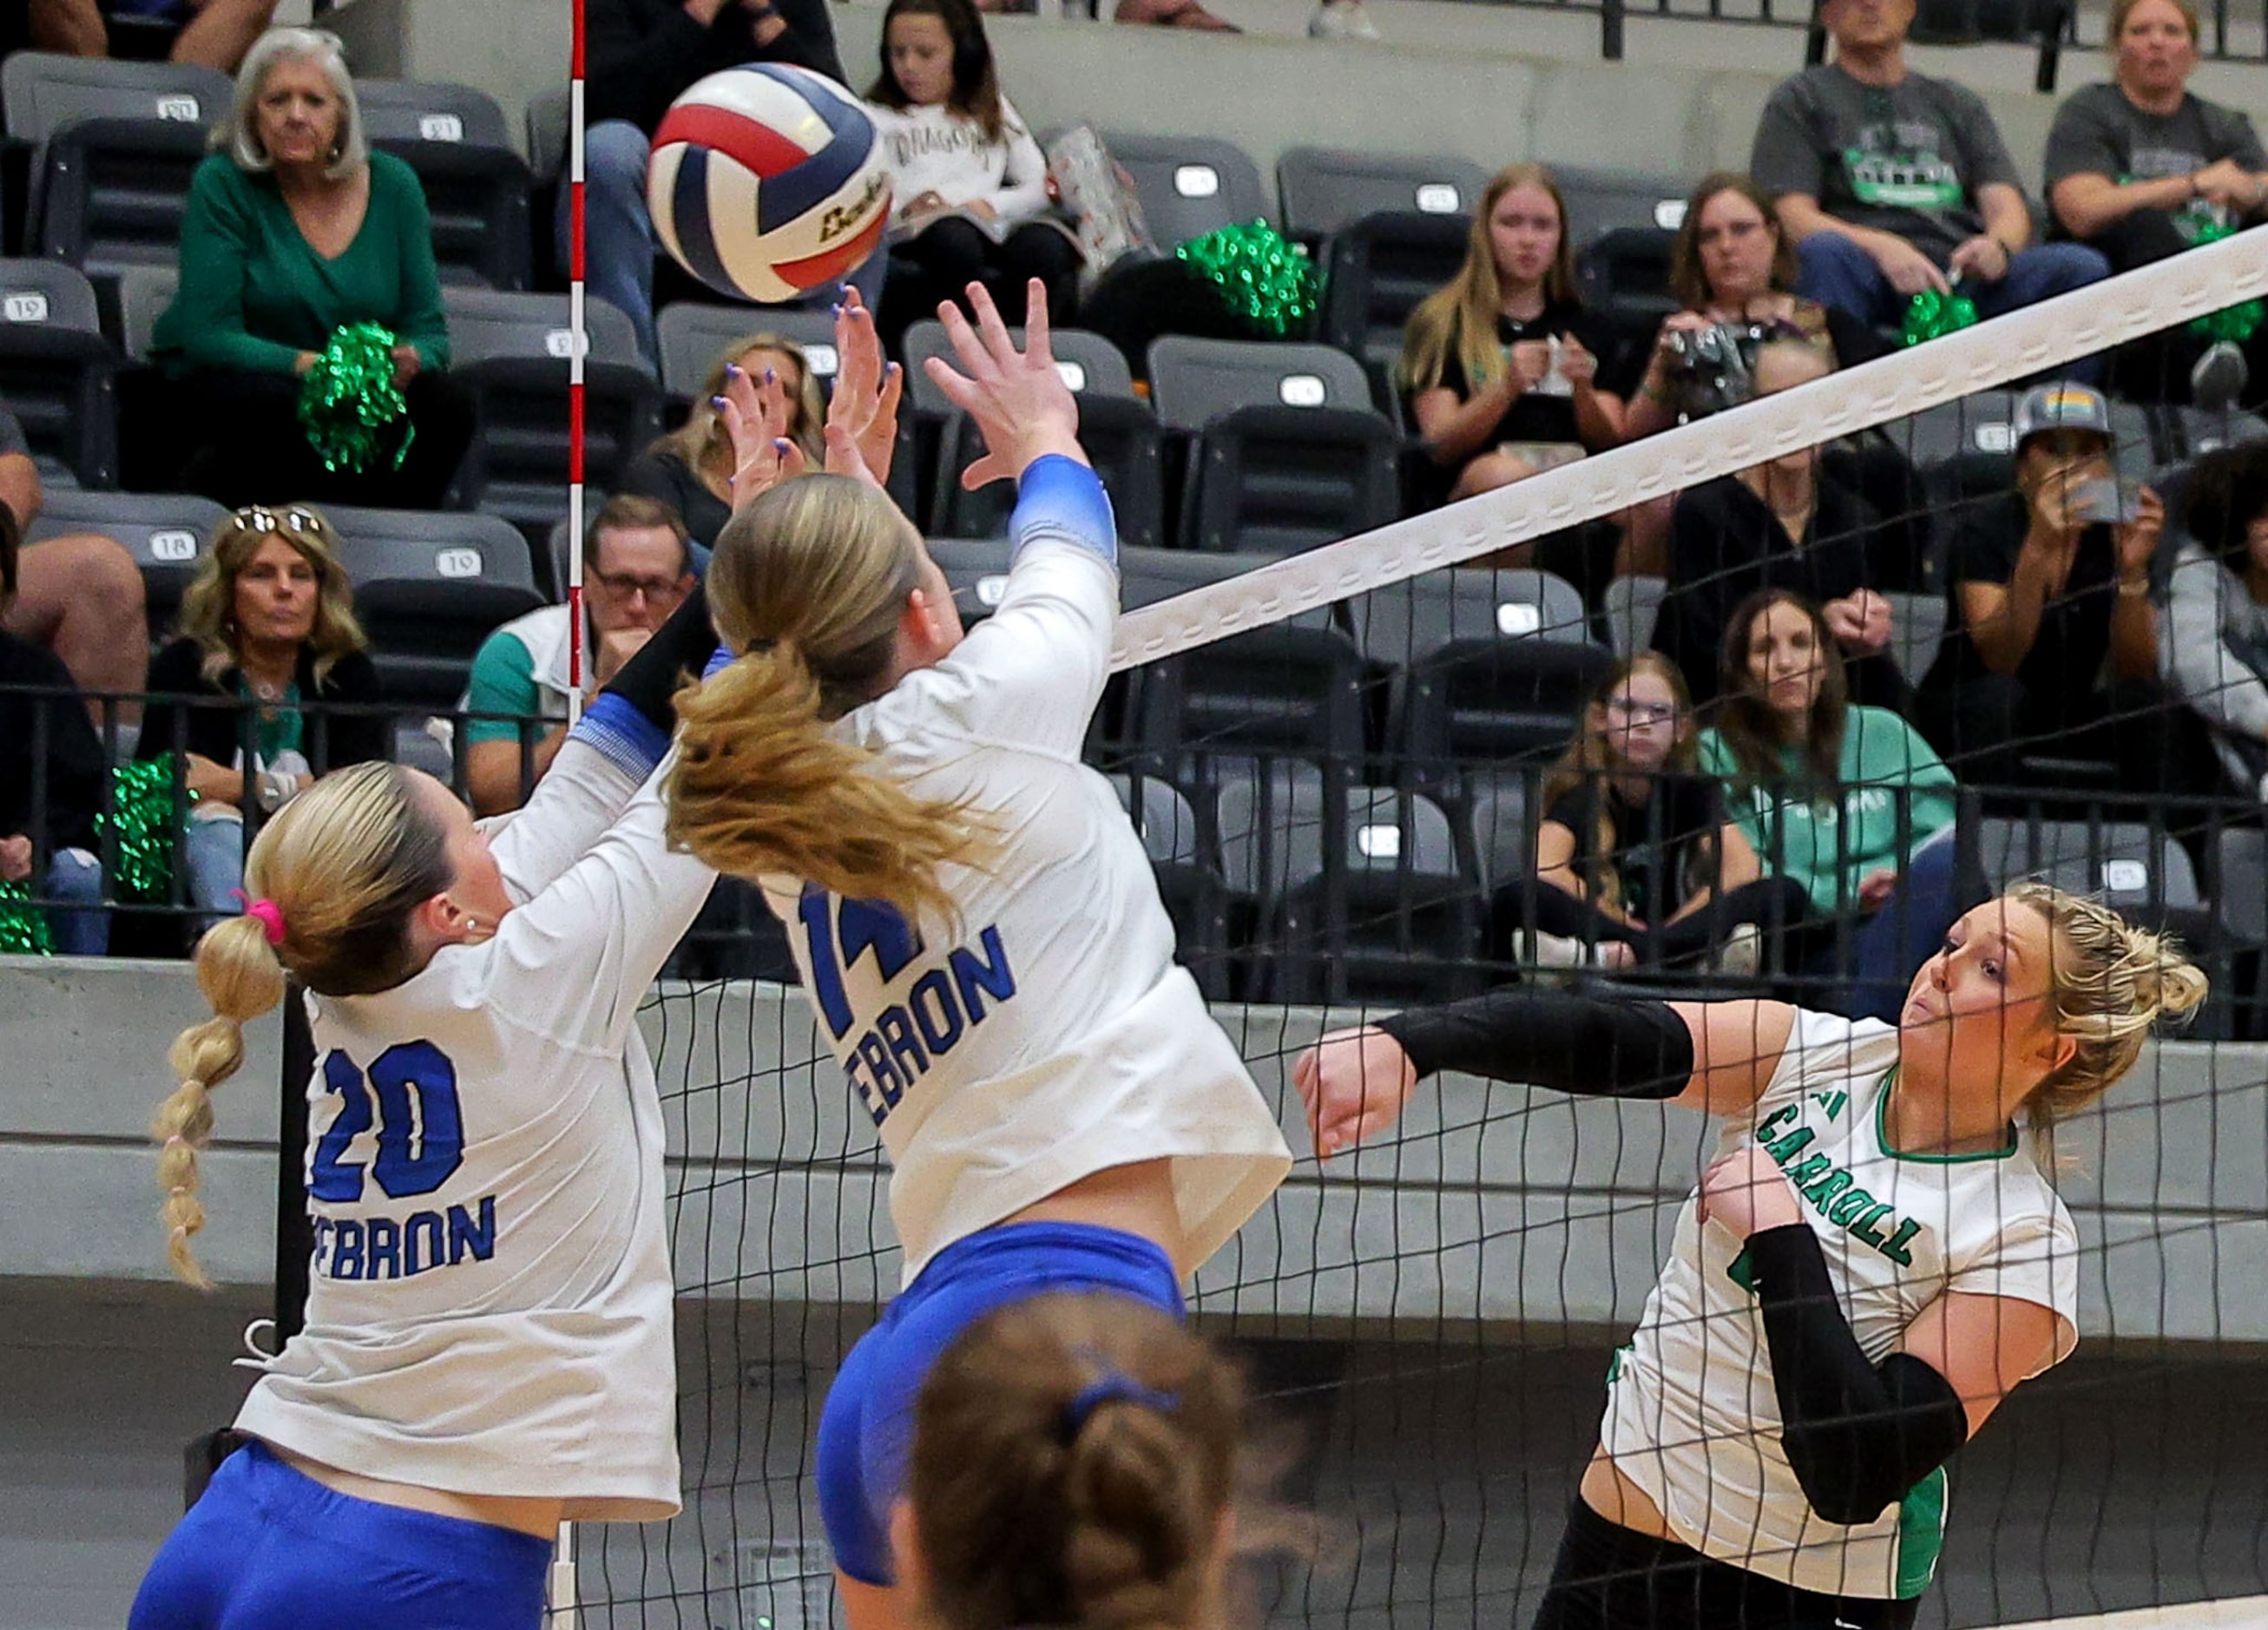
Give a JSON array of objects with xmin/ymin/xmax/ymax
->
[
  {"xmin": 759, "ymin": 462, "xmax": 1292, "ymax": 1285},
  {"xmin": 233, "ymin": 736, "xmax": 716, "ymax": 1520},
  {"xmin": 1601, "ymin": 1007, "xmax": 2080, "ymax": 1600}
]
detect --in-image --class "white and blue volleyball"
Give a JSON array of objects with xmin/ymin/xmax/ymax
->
[{"xmin": 647, "ymin": 63, "xmax": 891, "ymax": 304}]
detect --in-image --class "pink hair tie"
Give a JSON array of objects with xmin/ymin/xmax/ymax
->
[{"xmin": 231, "ymin": 890, "xmax": 286, "ymax": 946}]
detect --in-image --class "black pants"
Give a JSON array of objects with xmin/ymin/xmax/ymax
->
[
  {"xmin": 2089, "ymin": 208, "xmax": 2268, "ymax": 407},
  {"xmin": 883, "ymin": 217, "xmax": 1083, "ymax": 353},
  {"xmin": 1533, "ymin": 1499, "xmax": 1920, "ymax": 1630},
  {"xmin": 168, "ymin": 365, "xmax": 477, "ymax": 511},
  {"xmin": 1496, "ymin": 875, "xmax": 1812, "ymax": 969},
  {"xmin": 1912, "ymin": 670, "xmax": 2229, "ymax": 802}
]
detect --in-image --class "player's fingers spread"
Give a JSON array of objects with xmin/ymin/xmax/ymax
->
[
  {"xmin": 964, "ymin": 282, "xmax": 1018, "ymax": 364},
  {"xmin": 923, "ymin": 353, "xmax": 977, "ymax": 411},
  {"xmin": 1020, "ymin": 278, "xmax": 1053, "ymax": 365},
  {"xmin": 936, "ymin": 299, "xmax": 1001, "ymax": 384}
]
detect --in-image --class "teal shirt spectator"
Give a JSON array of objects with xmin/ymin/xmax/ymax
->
[
  {"xmin": 1698, "ymin": 705, "xmax": 1957, "ymax": 916},
  {"xmin": 462, "ymin": 605, "xmax": 576, "ymax": 748},
  {"xmin": 152, "ymin": 149, "xmax": 451, "ymax": 378}
]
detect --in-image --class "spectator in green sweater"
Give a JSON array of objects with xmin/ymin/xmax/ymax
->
[
  {"xmin": 150, "ymin": 28, "xmax": 472, "ymax": 509},
  {"xmin": 1698, "ymin": 588, "xmax": 1968, "ymax": 1021}
]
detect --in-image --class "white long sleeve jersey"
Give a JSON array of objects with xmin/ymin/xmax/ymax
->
[
  {"xmin": 759, "ymin": 467, "xmax": 1292, "ymax": 1285},
  {"xmin": 233, "ymin": 739, "xmax": 716, "ymax": 1521},
  {"xmin": 1601, "ymin": 1008, "xmax": 2080, "ymax": 1600}
]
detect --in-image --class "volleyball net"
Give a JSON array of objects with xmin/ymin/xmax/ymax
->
[{"xmin": 583, "ymin": 235, "xmax": 2268, "ymax": 1628}]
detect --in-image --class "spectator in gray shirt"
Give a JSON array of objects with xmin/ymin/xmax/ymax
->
[
  {"xmin": 1751, "ymin": 0, "xmax": 2109, "ymax": 365},
  {"xmin": 2162, "ymin": 442, "xmax": 2268, "ymax": 799},
  {"xmin": 2046, "ymin": 0, "xmax": 2268, "ymax": 407}
]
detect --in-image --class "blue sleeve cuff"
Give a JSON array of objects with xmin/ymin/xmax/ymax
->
[
  {"xmin": 703, "ymin": 644, "xmax": 734, "ymax": 680},
  {"xmin": 569, "ymin": 691, "xmax": 670, "ymax": 779},
  {"xmin": 1010, "ymin": 454, "xmax": 1116, "ymax": 569}
]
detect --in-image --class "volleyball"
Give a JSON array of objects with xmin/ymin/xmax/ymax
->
[{"xmin": 646, "ymin": 62, "xmax": 891, "ymax": 305}]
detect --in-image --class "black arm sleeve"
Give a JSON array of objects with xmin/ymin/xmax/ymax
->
[
  {"xmin": 1746, "ymin": 1223, "xmax": 1971, "ymax": 1526},
  {"xmin": 1374, "ymin": 986, "xmax": 1693, "ymax": 1100},
  {"xmin": 600, "ymin": 580, "xmax": 715, "ymax": 733}
]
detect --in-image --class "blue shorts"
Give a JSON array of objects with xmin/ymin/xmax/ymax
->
[
  {"xmin": 128, "ymin": 1441, "xmax": 555, "ymax": 1630},
  {"xmin": 815, "ymin": 1221, "xmax": 1183, "ymax": 1587}
]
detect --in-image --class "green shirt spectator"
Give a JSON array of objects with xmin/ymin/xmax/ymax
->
[
  {"xmin": 1699, "ymin": 706, "xmax": 1956, "ymax": 916},
  {"xmin": 153, "ymin": 148, "xmax": 450, "ymax": 379}
]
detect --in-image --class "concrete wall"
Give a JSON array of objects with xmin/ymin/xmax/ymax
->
[{"xmin": 8, "ymin": 960, "xmax": 2265, "ymax": 1346}]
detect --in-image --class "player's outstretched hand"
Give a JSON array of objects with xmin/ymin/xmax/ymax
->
[
  {"xmin": 924, "ymin": 279, "xmax": 1087, "ymax": 489},
  {"xmin": 1294, "ymin": 1025, "xmax": 1417, "ymax": 1160},
  {"xmin": 720, "ymin": 358, "xmax": 806, "ymax": 516},
  {"xmin": 822, "ymin": 288, "xmax": 900, "ymax": 491}
]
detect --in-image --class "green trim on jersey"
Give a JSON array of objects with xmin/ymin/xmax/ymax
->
[
  {"xmin": 1874, "ymin": 1067, "xmax": 2020, "ymax": 1165},
  {"xmin": 1895, "ymin": 1466, "xmax": 1949, "ymax": 1597}
]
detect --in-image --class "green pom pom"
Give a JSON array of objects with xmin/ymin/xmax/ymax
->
[
  {"xmin": 2186, "ymin": 218, "xmax": 2265, "ymax": 345},
  {"xmin": 100, "ymin": 754, "xmax": 179, "ymax": 906},
  {"xmin": 1900, "ymin": 288, "xmax": 1979, "ymax": 347},
  {"xmin": 0, "ymin": 877, "xmax": 56, "ymax": 957},
  {"xmin": 298, "ymin": 321, "xmax": 417, "ymax": 476},
  {"xmin": 1175, "ymin": 221, "xmax": 1321, "ymax": 340}
]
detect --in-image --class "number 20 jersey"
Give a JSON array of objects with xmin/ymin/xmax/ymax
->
[{"xmin": 759, "ymin": 472, "xmax": 1292, "ymax": 1285}]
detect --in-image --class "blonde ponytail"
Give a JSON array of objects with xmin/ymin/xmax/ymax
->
[
  {"xmin": 156, "ymin": 915, "xmax": 289, "ymax": 1286},
  {"xmin": 151, "ymin": 760, "xmax": 456, "ymax": 1286},
  {"xmin": 2009, "ymin": 881, "xmax": 2211, "ymax": 1127},
  {"xmin": 668, "ymin": 473, "xmax": 993, "ymax": 922},
  {"xmin": 669, "ymin": 643, "xmax": 982, "ymax": 923}
]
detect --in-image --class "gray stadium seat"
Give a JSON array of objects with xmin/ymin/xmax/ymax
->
[
  {"xmin": 655, "ymin": 302, "xmax": 843, "ymax": 404},
  {"xmin": 0, "ymin": 51, "xmax": 228, "ymax": 145},
  {"xmin": 1275, "ymin": 148, "xmax": 1489, "ymax": 243},
  {"xmin": 1554, "ymin": 167, "xmax": 1691, "ymax": 248},
  {"xmin": 1350, "ymin": 568, "xmax": 1594, "ymax": 672},
  {"xmin": 1183, "ymin": 403, "xmax": 1398, "ymax": 555},
  {"xmin": 352, "ymin": 79, "xmax": 515, "ymax": 154},
  {"xmin": 113, "ymin": 261, "xmax": 177, "ymax": 361},
  {"xmin": 1898, "ymin": 390, "xmax": 2155, "ymax": 484},
  {"xmin": 1601, "ymin": 573, "xmax": 1664, "ymax": 661},
  {"xmin": 1883, "ymin": 588, "xmax": 1947, "ymax": 685},
  {"xmin": 525, "ymin": 84, "xmax": 572, "ymax": 188},
  {"xmin": 923, "ymin": 536, "xmax": 1016, "ymax": 624},
  {"xmin": 932, "ymin": 393, "xmax": 1164, "ymax": 549},
  {"xmin": 901, "ymin": 319, "xmax": 1135, "ymax": 414},
  {"xmin": 1144, "ymin": 336, "xmax": 1371, "ymax": 432},
  {"xmin": 1098, "ymin": 133, "xmax": 1269, "ymax": 250},
  {"xmin": 0, "ymin": 258, "xmax": 119, "ymax": 488},
  {"xmin": 1316, "ymin": 210, "xmax": 1471, "ymax": 404},
  {"xmin": 1108, "ymin": 770, "xmax": 1229, "ymax": 997},
  {"xmin": 2217, "ymin": 826, "xmax": 2267, "ymax": 945},
  {"xmin": 22, "ymin": 489, "xmax": 225, "ymax": 636},
  {"xmin": 1464, "ymin": 772, "xmax": 1534, "ymax": 892},
  {"xmin": 1975, "ymin": 816, "xmax": 2205, "ymax": 920},
  {"xmin": 318, "ymin": 506, "xmax": 546, "ymax": 707},
  {"xmin": 441, "ymin": 290, "xmax": 660, "ymax": 541}
]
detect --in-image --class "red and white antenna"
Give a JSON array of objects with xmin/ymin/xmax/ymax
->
[{"xmin": 564, "ymin": 0, "xmax": 588, "ymax": 728}]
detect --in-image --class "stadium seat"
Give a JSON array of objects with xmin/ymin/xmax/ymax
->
[
  {"xmin": 1181, "ymin": 403, "xmax": 1398, "ymax": 555},
  {"xmin": 1975, "ymin": 814, "xmax": 2207, "ymax": 935},
  {"xmin": 0, "ymin": 52, "xmax": 228, "ymax": 148},
  {"xmin": 1349, "ymin": 568, "xmax": 1594, "ymax": 672},
  {"xmin": 1601, "ymin": 573, "xmax": 1664, "ymax": 661},
  {"xmin": 1275, "ymin": 148, "xmax": 1489, "ymax": 244},
  {"xmin": 32, "ymin": 116, "xmax": 211, "ymax": 279},
  {"xmin": 22, "ymin": 488, "xmax": 224, "ymax": 637},
  {"xmin": 1464, "ymin": 770, "xmax": 1535, "ymax": 892},
  {"xmin": 1218, "ymin": 772, "xmax": 1482, "ymax": 1003},
  {"xmin": 0, "ymin": 258, "xmax": 119, "ymax": 488},
  {"xmin": 318, "ymin": 505, "xmax": 546, "ymax": 707},
  {"xmin": 1316, "ymin": 210, "xmax": 1472, "ymax": 408},
  {"xmin": 1144, "ymin": 336, "xmax": 1372, "ymax": 433},
  {"xmin": 1576, "ymin": 226, "xmax": 1679, "ymax": 356},
  {"xmin": 932, "ymin": 393, "xmax": 1165, "ymax": 549},
  {"xmin": 1391, "ymin": 601, "xmax": 1618, "ymax": 779},
  {"xmin": 525, "ymin": 85, "xmax": 572, "ymax": 191},
  {"xmin": 1108, "ymin": 770, "xmax": 1231, "ymax": 998},
  {"xmin": 923, "ymin": 536, "xmax": 1015, "ymax": 625},
  {"xmin": 113, "ymin": 260, "xmax": 175, "ymax": 360},
  {"xmin": 443, "ymin": 289, "xmax": 660, "ymax": 543},
  {"xmin": 901, "ymin": 319, "xmax": 1134, "ymax": 413},
  {"xmin": 1553, "ymin": 167, "xmax": 1691, "ymax": 248},
  {"xmin": 1883, "ymin": 588, "xmax": 1947, "ymax": 686},
  {"xmin": 1098, "ymin": 132, "xmax": 1269, "ymax": 250},
  {"xmin": 1900, "ymin": 389, "xmax": 2154, "ymax": 482},
  {"xmin": 2169, "ymin": 404, "xmax": 2268, "ymax": 460},
  {"xmin": 355, "ymin": 79, "xmax": 531, "ymax": 290},
  {"xmin": 656, "ymin": 302, "xmax": 843, "ymax": 405},
  {"xmin": 2212, "ymin": 825, "xmax": 2268, "ymax": 1039}
]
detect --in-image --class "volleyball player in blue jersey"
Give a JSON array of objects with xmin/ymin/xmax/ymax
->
[{"xmin": 665, "ymin": 281, "xmax": 1293, "ymax": 1630}]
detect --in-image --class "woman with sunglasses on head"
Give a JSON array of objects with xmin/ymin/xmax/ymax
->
[
  {"xmin": 1298, "ymin": 887, "xmax": 2206, "ymax": 1630},
  {"xmin": 664, "ymin": 280, "xmax": 1291, "ymax": 1630},
  {"xmin": 136, "ymin": 504, "xmax": 386, "ymax": 923}
]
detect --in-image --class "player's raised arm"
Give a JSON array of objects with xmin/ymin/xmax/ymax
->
[{"xmin": 1295, "ymin": 989, "xmax": 1798, "ymax": 1158}]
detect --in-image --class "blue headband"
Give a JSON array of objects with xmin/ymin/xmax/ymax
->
[{"xmin": 1061, "ymin": 1374, "xmax": 1180, "ymax": 1442}]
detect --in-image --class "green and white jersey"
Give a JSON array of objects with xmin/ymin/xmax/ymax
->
[{"xmin": 1600, "ymin": 1007, "xmax": 2080, "ymax": 1600}]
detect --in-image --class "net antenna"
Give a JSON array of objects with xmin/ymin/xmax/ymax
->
[{"xmin": 1111, "ymin": 227, "xmax": 2268, "ymax": 672}]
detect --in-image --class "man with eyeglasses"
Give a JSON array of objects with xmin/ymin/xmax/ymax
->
[{"xmin": 462, "ymin": 495, "xmax": 696, "ymax": 815}]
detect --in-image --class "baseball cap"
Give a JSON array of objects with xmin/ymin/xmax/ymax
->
[{"xmin": 2012, "ymin": 384, "xmax": 2113, "ymax": 448}]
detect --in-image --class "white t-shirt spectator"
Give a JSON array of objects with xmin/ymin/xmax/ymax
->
[{"xmin": 866, "ymin": 95, "xmax": 1052, "ymax": 228}]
